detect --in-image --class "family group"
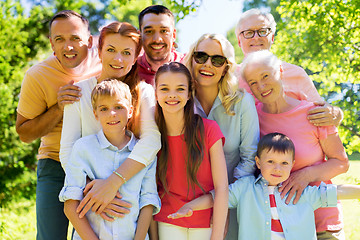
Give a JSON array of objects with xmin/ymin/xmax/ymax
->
[{"xmin": 15, "ymin": 4, "xmax": 359, "ymax": 240}]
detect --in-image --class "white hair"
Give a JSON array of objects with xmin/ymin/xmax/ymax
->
[
  {"xmin": 235, "ymin": 8, "xmax": 277, "ymax": 38},
  {"xmin": 239, "ymin": 50, "xmax": 282, "ymax": 80}
]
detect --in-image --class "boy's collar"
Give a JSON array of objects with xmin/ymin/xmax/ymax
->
[
  {"xmin": 254, "ymin": 174, "xmax": 283, "ymax": 188},
  {"xmin": 97, "ymin": 129, "xmax": 135, "ymax": 151}
]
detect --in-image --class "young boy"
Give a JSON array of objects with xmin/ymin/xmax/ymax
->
[
  {"xmin": 169, "ymin": 133, "xmax": 360, "ymax": 240},
  {"xmin": 59, "ymin": 79, "xmax": 161, "ymax": 240}
]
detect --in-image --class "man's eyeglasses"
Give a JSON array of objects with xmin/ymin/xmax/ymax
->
[
  {"xmin": 193, "ymin": 51, "xmax": 227, "ymax": 67},
  {"xmin": 240, "ymin": 28, "xmax": 272, "ymax": 39}
]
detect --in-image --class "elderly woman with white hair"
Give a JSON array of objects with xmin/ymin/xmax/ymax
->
[
  {"xmin": 240, "ymin": 50, "xmax": 349, "ymax": 240},
  {"xmin": 183, "ymin": 33, "xmax": 260, "ymax": 239}
]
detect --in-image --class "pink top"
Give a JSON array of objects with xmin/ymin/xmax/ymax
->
[
  {"xmin": 154, "ymin": 118, "xmax": 225, "ymax": 228},
  {"xmin": 236, "ymin": 61, "xmax": 322, "ymax": 103},
  {"xmin": 137, "ymin": 49, "xmax": 185, "ymax": 86},
  {"xmin": 257, "ymin": 100, "xmax": 343, "ymax": 232}
]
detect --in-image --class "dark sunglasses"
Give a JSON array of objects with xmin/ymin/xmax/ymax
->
[{"xmin": 193, "ymin": 51, "xmax": 227, "ymax": 67}]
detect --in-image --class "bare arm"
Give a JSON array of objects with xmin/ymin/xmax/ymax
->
[
  {"xmin": 279, "ymin": 132, "xmax": 349, "ymax": 204},
  {"xmin": 148, "ymin": 219, "xmax": 159, "ymax": 240},
  {"xmin": 337, "ymin": 184, "xmax": 360, "ymax": 200},
  {"xmin": 209, "ymin": 139, "xmax": 229, "ymax": 240},
  {"xmin": 16, "ymin": 81, "xmax": 81, "ymax": 143},
  {"xmin": 16, "ymin": 107, "xmax": 62, "ymax": 143},
  {"xmin": 64, "ymin": 200, "xmax": 99, "ymax": 240},
  {"xmin": 134, "ymin": 205, "xmax": 154, "ymax": 240},
  {"xmin": 168, "ymin": 194, "xmax": 214, "ymax": 219},
  {"xmin": 307, "ymin": 102, "xmax": 343, "ymax": 127}
]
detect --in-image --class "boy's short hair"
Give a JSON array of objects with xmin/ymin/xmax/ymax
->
[
  {"xmin": 257, "ymin": 132, "xmax": 295, "ymax": 160},
  {"xmin": 91, "ymin": 79, "xmax": 132, "ymax": 110}
]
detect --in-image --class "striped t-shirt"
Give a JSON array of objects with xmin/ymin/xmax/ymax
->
[{"xmin": 268, "ymin": 186, "xmax": 285, "ymax": 240}]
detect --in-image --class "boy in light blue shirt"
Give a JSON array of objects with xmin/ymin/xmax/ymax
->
[
  {"xmin": 59, "ymin": 79, "xmax": 160, "ymax": 240},
  {"xmin": 168, "ymin": 132, "xmax": 360, "ymax": 240}
]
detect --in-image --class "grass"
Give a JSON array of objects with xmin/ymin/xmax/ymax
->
[
  {"xmin": 1, "ymin": 159, "xmax": 359, "ymax": 240},
  {"xmin": 332, "ymin": 159, "xmax": 360, "ymax": 240}
]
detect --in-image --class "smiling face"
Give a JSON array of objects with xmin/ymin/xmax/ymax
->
[
  {"xmin": 156, "ymin": 71, "xmax": 190, "ymax": 116},
  {"xmin": 237, "ymin": 14, "xmax": 274, "ymax": 56},
  {"xmin": 192, "ymin": 38, "xmax": 227, "ymax": 89},
  {"xmin": 98, "ymin": 34, "xmax": 137, "ymax": 81},
  {"xmin": 50, "ymin": 16, "xmax": 92, "ymax": 70},
  {"xmin": 256, "ymin": 149, "xmax": 294, "ymax": 186},
  {"xmin": 93, "ymin": 94, "xmax": 133, "ymax": 136},
  {"xmin": 244, "ymin": 61, "xmax": 283, "ymax": 104},
  {"xmin": 140, "ymin": 13, "xmax": 176, "ymax": 65}
]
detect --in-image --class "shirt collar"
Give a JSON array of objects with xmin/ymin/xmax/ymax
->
[
  {"xmin": 254, "ymin": 174, "xmax": 283, "ymax": 189},
  {"xmin": 138, "ymin": 50, "xmax": 182, "ymax": 72},
  {"xmin": 193, "ymin": 94, "xmax": 222, "ymax": 117},
  {"xmin": 255, "ymin": 173, "xmax": 269, "ymax": 184},
  {"xmin": 96, "ymin": 129, "xmax": 136, "ymax": 151}
]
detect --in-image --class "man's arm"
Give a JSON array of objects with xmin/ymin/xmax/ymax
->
[
  {"xmin": 16, "ymin": 81, "xmax": 81, "ymax": 143},
  {"xmin": 16, "ymin": 106, "xmax": 62, "ymax": 143}
]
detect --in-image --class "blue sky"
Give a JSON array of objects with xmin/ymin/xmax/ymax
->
[{"xmin": 176, "ymin": 0, "xmax": 244, "ymax": 52}]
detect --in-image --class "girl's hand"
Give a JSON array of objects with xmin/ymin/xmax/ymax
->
[
  {"xmin": 76, "ymin": 177, "xmax": 122, "ymax": 218},
  {"xmin": 278, "ymin": 168, "xmax": 311, "ymax": 204},
  {"xmin": 100, "ymin": 192, "xmax": 132, "ymax": 221},
  {"xmin": 167, "ymin": 207, "xmax": 193, "ymax": 219}
]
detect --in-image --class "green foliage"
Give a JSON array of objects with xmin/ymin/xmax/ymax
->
[
  {"xmin": 0, "ymin": 0, "xmax": 47, "ymax": 206},
  {"xmin": 109, "ymin": 0, "xmax": 153, "ymax": 26},
  {"xmin": 107, "ymin": 0, "xmax": 202, "ymax": 28},
  {"xmin": 242, "ymin": 0, "xmax": 281, "ymax": 23},
  {"xmin": 226, "ymin": 26, "xmax": 244, "ymax": 64},
  {"xmin": 272, "ymin": 0, "xmax": 360, "ymax": 153}
]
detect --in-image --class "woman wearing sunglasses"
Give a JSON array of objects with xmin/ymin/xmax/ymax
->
[{"xmin": 183, "ymin": 33, "xmax": 259, "ymax": 239}]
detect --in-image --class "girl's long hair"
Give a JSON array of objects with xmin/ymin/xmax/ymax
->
[
  {"xmin": 99, "ymin": 21, "xmax": 142, "ymax": 137},
  {"xmin": 155, "ymin": 62, "xmax": 206, "ymax": 197}
]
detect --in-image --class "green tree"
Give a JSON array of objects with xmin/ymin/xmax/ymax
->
[
  {"xmin": 0, "ymin": 0, "xmax": 53, "ymax": 205},
  {"xmin": 272, "ymin": 0, "xmax": 360, "ymax": 153},
  {"xmin": 242, "ymin": 0, "xmax": 280, "ymax": 23}
]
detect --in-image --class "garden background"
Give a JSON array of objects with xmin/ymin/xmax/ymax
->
[{"xmin": 0, "ymin": 0, "xmax": 359, "ymax": 239}]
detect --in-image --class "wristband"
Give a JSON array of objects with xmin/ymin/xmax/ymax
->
[{"xmin": 113, "ymin": 171, "xmax": 127, "ymax": 184}]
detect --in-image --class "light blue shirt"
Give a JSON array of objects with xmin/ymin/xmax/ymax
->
[
  {"xmin": 59, "ymin": 130, "xmax": 161, "ymax": 240},
  {"xmin": 223, "ymin": 175, "xmax": 338, "ymax": 240},
  {"xmin": 194, "ymin": 91, "xmax": 259, "ymax": 181}
]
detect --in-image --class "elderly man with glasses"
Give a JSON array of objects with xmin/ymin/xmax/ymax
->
[{"xmin": 235, "ymin": 8, "xmax": 343, "ymax": 128}]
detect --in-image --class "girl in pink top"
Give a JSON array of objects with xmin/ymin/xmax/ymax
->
[
  {"xmin": 153, "ymin": 62, "xmax": 228, "ymax": 240},
  {"xmin": 240, "ymin": 50, "xmax": 349, "ymax": 239}
]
